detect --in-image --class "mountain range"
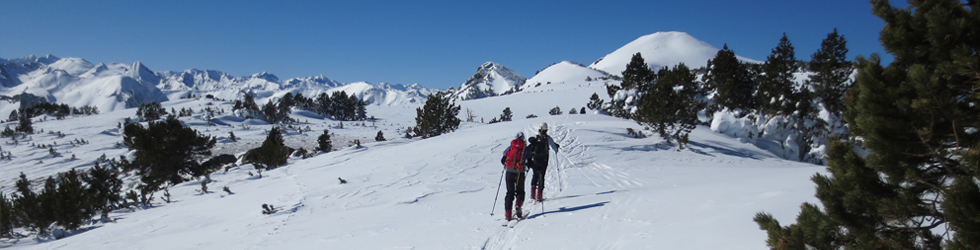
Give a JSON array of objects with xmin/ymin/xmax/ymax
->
[{"xmin": 1, "ymin": 31, "xmax": 754, "ymax": 120}]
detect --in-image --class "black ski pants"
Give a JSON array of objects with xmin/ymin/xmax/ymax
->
[
  {"xmin": 504, "ymin": 170, "xmax": 526, "ymax": 211},
  {"xmin": 530, "ymin": 164, "xmax": 546, "ymax": 189}
]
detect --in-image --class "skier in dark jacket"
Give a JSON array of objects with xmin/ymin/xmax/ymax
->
[
  {"xmin": 529, "ymin": 122, "xmax": 559, "ymax": 202},
  {"xmin": 500, "ymin": 131, "xmax": 530, "ymax": 220}
]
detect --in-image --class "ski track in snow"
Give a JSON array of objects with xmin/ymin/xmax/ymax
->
[
  {"xmin": 483, "ymin": 120, "xmax": 643, "ymax": 250},
  {"xmin": 0, "ymin": 60, "xmax": 826, "ymax": 249}
]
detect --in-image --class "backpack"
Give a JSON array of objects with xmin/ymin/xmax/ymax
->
[
  {"xmin": 532, "ymin": 136, "xmax": 549, "ymax": 164},
  {"xmin": 504, "ymin": 138, "xmax": 525, "ymax": 171}
]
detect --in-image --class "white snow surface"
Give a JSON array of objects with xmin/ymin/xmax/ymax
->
[
  {"xmin": 590, "ymin": 31, "xmax": 760, "ymax": 76},
  {"xmin": 0, "ymin": 65, "xmax": 823, "ymax": 249}
]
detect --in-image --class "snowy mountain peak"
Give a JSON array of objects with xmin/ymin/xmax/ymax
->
[
  {"xmin": 589, "ymin": 31, "xmax": 757, "ymax": 76},
  {"xmin": 251, "ymin": 71, "xmax": 280, "ymax": 83},
  {"xmin": 129, "ymin": 61, "xmax": 161, "ymax": 85},
  {"xmin": 448, "ymin": 61, "xmax": 527, "ymax": 102},
  {"xmin": 38, "ymin": 54, "xmax": 62, "ymax": 64}
]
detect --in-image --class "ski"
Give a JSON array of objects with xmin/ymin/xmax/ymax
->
[{"xmin": 507, "ymin": 210, "xmax": 531, "ymax": 228}]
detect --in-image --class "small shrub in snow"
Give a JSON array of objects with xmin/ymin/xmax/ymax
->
[
  {"xmin": 499, "ymin": 107, "xmax": 513, "ymax": 122},
  {"xmin": 549, "ymin": 106, "xmax": 562, "ymax": 115}
]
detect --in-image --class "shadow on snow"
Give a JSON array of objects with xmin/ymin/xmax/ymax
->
[{"xmin": 527, "ymin": 201, "xmax": 609, "ymax": 219}]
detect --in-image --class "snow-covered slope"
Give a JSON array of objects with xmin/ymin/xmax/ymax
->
[
  {"xmin": 521, "ymin": 61, "xmax": 612, "ymax": 91},
  {"xmin": 448, "ymin": 62, "xmax": 527, "ymax": 102},
  {"xmin": 0, "ymin": 77, "xmax": 823, "ymax": 249},
  {"xmin": 589, "ymin": 31, "xmax": 759, "ymax": 75}
]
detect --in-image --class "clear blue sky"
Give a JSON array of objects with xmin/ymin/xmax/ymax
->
[{"xmin": 1, "ymin": 0, "xmax": 899, "ymax": 90}]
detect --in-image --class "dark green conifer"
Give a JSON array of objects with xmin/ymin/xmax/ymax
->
[
  {"xmin": 756, "ymin": 34, "xmax": 798, "ymax": 117},
  {"xmin": 15, "ymin": 113, "xmax": 32, "ymax": 134},
  {"xmin": 54, "ymin": 169, "xmax": 93, "ymax": 231},
  {"xmin": 84, "ymin": 162, "xmax": 123, "ymax": 219},
  {"xmin": 587, "ymin": 93, "xmax": 603, "ymax": 110},
  {"xmin": 249, "ymin": 127, "xmax": 290, "ymax": 170},
  {"xmin": 413, "ymin": 92, "xmax": 460, "ymax": 138},
  {"xmin": 0, "ymin": 192, "xmax": 12, "ymax": 238},
  {"xmin": 634, "ymin": 63, "xmax": 704, "ymax": 148},
  {"xmin": 123, "ymin": 115, "xmax": 217, "ymax": 190},
  {"xmin": 316, "ymin": 129, "xmax": 332, "ymax": 152},
  {"xmin": 500, "ymin": 107, "xmax": 513, "ymax": 122},
  {"xmin": 808, "ymin": 28, "xmax": 853, "ymax": 115},
  {"xmin": 755, "ymin": 1, "xmax": 980, "ymax": 249},
  {"xmin": 705, "ymin": 44, "xmax": 755, "ymax": 111}
]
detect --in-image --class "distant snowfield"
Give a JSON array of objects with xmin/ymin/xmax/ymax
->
[{"xmin": 0, "ymin": 69, "xmax": 823, "ymax": 249}]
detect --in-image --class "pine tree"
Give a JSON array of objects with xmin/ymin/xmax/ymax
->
[
  {"xmin": 587, "ymin": 93, "xmax": 603, "ymax": 110},
  {"xmin": 316, "ymin": 129, "xmax": 332, "ymax": 152},
  {"xmin": 262, "ymin": 100, "xmax": 280, "ymax": 123},
  {"xmin": 756, "ymin": 34, "xmax": 798, "ymax": 117},
  {"xmin": 621, "ymin": 53, "xmax": 655, "ymax": 90},
  {"xmin": 634, "ymin": 63, "xmax": 704, "ymax": 148},
  {"xmin": 413, "ymin": 92, "xmax": 461, "ymax": 138},
  {"xmin": 248, "ymin": 127, "xmax": 290, "ymax": 170},
  {"xmin": 705, "ymin": 44, "xmax": 755, "ymax": 111},
  {"xmin": 1, "ymin": 125, "xmax": 14, "ymax": 137},
  {"xmin": 606, "ymin": 53, "xmax": 655, "ymax": 118},
  {"xmin": 123, "ymin": 115, "xmax": 217, "ymax": 190},
  {"xmin": 756, "ymin": 1, "xmax": 980, "ymax": 249},
  {"xmin": 0, "ymin": 192, "xmax": 12, "ymax": 238},
  {"xmin": 84, "ymin": 162, "xmax": 123, "ymax": 219},
  {"xmin": 500, "ymin": 107, "xmax": 513, "ymax": 122},
  {"xmin": 808, "ymin": 28, "xmax": 853, "ymax": 115},
  {"xmin": 135, "ymin": 102, "xmax": 167, "ymax": 121},
  {"xmin": 16, "ymin": 113, "xmax": 33, "ymax": 134},
  {"xmin": 13, "ymin": 173, "xmax": 48, "ymax": 234},
  {"xmin": 54, "ymin": 169, "xmax": 93, "ymax": 231}
]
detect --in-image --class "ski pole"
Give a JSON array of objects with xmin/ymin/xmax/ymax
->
[{"xmin": 490, "ymin": 169, "xmax": 504, "ymax": 216}]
